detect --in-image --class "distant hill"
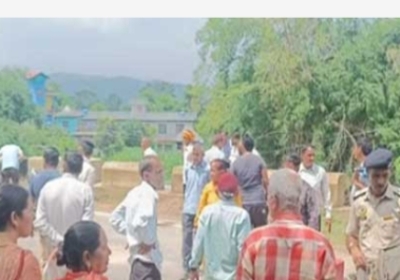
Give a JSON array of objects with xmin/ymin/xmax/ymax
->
[{"xmin": 49, "ymin": 72, "xmax": 187, "ymax": 101}]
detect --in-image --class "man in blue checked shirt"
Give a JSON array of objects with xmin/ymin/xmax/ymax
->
[{"xmin": 181, "ymin": 143, "xmax": 210, "ymax": 280}]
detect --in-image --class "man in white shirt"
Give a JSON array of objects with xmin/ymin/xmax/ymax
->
[
  {"xmin": 34, "ymin": 151, "xmax": 94, "ymax": 279},
  {"xmin": 78, "ymin": 140, "xmax": 96, "ymax": 188},
  {"xmin": 110, "ymin": 155, "xmax": 164, "ymax": 280},
  {"xmin": 141, "ymin": 137, "xmax": 157, "ymax": 157},
  {"xmin": 299, "ymin": 145, "xmax": 332, "ymax": 231},
  {"xmin": 229, "ymin": 133, "xmax": 261, "ymax": 164},
  {"xmin": 204, "ymin": 134, "xmax": 225, "ymax": 165},
  {"xmin": 0, "ymin": 144, "xmax": 24, "ymax": 184}
]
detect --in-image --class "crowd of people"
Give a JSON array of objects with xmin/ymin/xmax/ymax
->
[{"xmin": 0, "ymin": 129, "xmax": 399, "ymax": 280}]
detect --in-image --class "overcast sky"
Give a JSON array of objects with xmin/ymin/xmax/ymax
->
[{"xmin": 0, "ymin": 18, "xmax": 206, "ymax": 84}]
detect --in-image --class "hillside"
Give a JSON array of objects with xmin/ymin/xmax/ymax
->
[{"xmin": 50, "ymin": 72, "xmax": 187, "ymax": 101}]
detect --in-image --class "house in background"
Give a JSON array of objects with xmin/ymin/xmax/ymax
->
[{"xmin": 53, "ymin": 101, "xmax": 200, "ymax": 151}]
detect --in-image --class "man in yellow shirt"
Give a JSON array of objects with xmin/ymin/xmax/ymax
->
[{"xmin": 194, "ymin": 159, "xmax": 242, "ymax": 228}]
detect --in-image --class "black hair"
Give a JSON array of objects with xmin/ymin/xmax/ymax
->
[
  {"xmin": 242, "ymin": 134, "xmax": 254, "ymax": 152},
  {"xmin": 286, "ymin": 153, "xmax": 301, "ymax": 167},
  {"xmin": 64, "ymin": 151, "xmax": 83, "ymax": 175},
  {"xmin": 0, "ymin": 185, "xmax": 29, "ymax": 231},
  {"xmin": 139, "ymin": 155, "xmax": 158, "ymax": 178},
  {"xmin": 356, "ymin": 137, "xmax": 373, "ymax": 156},
  {"xmin": 301, "ymin": 145, "xmax": 315, "ymax": 154},
  {"xmin": 1, "ymin": 168, "xmax": 20, "ymax": 185},
  {"xmin": 81, "ymin": 140, "xmax": 95, "ymax": 157},
  {"xmin": 44, "ymin": 147, "xmax": 60, "ymax": 168},
  {"xmin": 211, "ymin": 159, "xmax": 230, "ymax": 170},
  {"xmin": 57, "ymin": 221, "xmax": 102, "ymax": 271}
]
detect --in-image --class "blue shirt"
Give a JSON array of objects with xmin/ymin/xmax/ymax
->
[
  {"xmin": 183, "ymin": 161, "xmax": 210, "ymax": 215},
  {"xmin": 189, "ymin": 200, "xmax": 251, "ymax": 280},
  {"xmin": 29, "ymin": 169, "xmax": 61, "ymax": 201}
]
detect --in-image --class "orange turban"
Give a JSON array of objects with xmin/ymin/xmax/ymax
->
[{"xmin": 182, "ymin": 129, "xmax": 195, "ymax": 142}]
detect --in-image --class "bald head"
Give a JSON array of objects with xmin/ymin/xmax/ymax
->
[
  {"xmin": 191, "ymin": 143, "xmax": 204, "ymax": 165},
  {"xmin": 139, "ymin": 155, "xmax": 164, "ymax": 189},
  {"xmin": 212, "ymin": 134, "xmax": 224, "ymax": 148},
  {"xmin": 141, "ymin": 137, "xmax": 151, "ymax": 151}
]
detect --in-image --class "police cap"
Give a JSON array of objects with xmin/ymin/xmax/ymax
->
[{"xmin": 364, "ymin": 148, "xmax": 393, "ymax": 169}]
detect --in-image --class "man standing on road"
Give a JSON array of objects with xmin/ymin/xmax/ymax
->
[
  {"xmin": 346, "ymin": 148, "xmax": 400, "ymax": 279},
  {"xmin": 78, "ymin": 140, "xmax": 96, "ymax": 188},
  {"xmin": 29, "ymin": 147, "xmax": 61, "ymax": 203},
  {"xmin": 34, "ymin": 151, "xmax": 94, "ymax": 280},
  {"xmin": 236, "ymin": 169, "xmax": 337, "ymax": 280},
  {"xmin": 189, "ymin": 172, "xmax": 251, "ymax": 280},
  {"xmin": 232, "ymin": 134, "xmax": 269, "ymax": 228},
  {"xmin": 141, "ymin": 137, "xmax": 157, "ymax": 157},
  {"xmin": 283, "ymin": 153, "xmax": 319, "ymax": 230},
  {"xmin": 204, "ymin": 134, "xmax": 225, "ymax": 165},
  {"xmin": 0, "ymin": 143, "xmax": 24, "ymax": 184},
  {"xmin": 110, "ymin": 155, "xmax": 164, "ymax": 280},
  {"xmin": 299, "ymin": 145, "xmax": 331, "ymax": 231},
  {"xmin": 182, "ymin": 143, "xmax": 209, "ymax": 279}
]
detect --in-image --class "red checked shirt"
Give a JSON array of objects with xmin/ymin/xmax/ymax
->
[{"xmin": 236, "ymin": 213, "xmax": 337, "ymax": 280}]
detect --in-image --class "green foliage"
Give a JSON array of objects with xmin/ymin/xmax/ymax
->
[
  {"xmin": 94, "ymin": 118, "xmax": 125, "ymax": 157},
  {"xmin": 0, "ymin": 68, "xmax": 40, "ymax": 123},
  {"xmin": 193, "ymin": 19, "xmax": 400, "ymax": 181},
  {"xmin": 0, "ymin": 117, "xmax": 76, "ymax": 156},
  {"xmin": 120, "ymin": 121, "xmax": 155, "ymax": 147},
  {"xmin": 139, "ymin": 82, "xmax": 184, "ymax": 112}
]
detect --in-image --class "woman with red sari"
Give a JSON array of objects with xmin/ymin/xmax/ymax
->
[
  {"xmin": 56, "ymin": 221, "xmax": 111, "ymax": 280},
  {"xmin": 0, "ymin": 184, "xmax": 41, "ymax": 280}
]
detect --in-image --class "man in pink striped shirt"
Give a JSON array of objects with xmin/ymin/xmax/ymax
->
[{"xmin": 236, "ymin": 168, "xmax": 337, "ymax": 280}]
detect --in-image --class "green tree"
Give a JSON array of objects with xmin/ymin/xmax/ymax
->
[
  {"xmin": 94, "ymin": 118, "xmax": 125, "ymax": 157},
  {"xmin": 0, "ymin": 68, "xmax": 40, "ymax": 123},
  {"xmin": 193, "ymin": 18, "xmax": 400, "ymax": 179},
  {"xmin": 139, "ymin": 82, "xmax": 184, "ymax": 112},
  {"xmin": 74, "ymin": 90, "xmax": 98, "ymax": 109}
]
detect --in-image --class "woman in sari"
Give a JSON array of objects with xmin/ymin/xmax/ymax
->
[
  {"xmin": 56, "ymin": 221, "xmax": 111, "ymax": 280},
  {"xmin": 0, "ymin": 184, "xmax": 41, "ymax": 280}
]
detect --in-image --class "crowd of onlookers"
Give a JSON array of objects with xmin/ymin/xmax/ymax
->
[{"xmin": 0, "ymin": 130, "xmax": 399, "ymax": 280}]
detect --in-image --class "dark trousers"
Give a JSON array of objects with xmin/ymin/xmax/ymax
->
[
  {"xmin": 243, "ymin": 204, "xmax": 268, "ymax": 228},
  {"xmin": 182, "ymin": 213, "xmax": 195, "ymax": 271},
  {"xmin": 130, "ymin": 259, "xmax": 161, "ymax": 280}
]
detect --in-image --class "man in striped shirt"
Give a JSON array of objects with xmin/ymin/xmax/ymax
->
[{"xmin": 236, "ymin": 168, "xmax": 337, "ymax": 280}]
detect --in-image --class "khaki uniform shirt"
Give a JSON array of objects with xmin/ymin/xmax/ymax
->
[{"xmin": 346, "ymin": 185, "xmax": 400, "ymax": 277}]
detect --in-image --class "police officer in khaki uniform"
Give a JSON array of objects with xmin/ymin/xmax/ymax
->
[{"xmin": 346, "ymin": 148, "xmax": 400, "ymax": 280}]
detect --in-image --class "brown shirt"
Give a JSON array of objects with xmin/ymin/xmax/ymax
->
[{"xmin": 0, "ymin": 242, "xmax": 41, "ymax": 280}]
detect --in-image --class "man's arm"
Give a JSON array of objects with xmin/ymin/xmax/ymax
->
[
  {"xmin": 352, "ymin": 169, "xmax": 366, "ymax": 190},
  {"xmin": 306, "ymin": 184, "xmax": 320, "ymax": 230},
  {"xmin": 189, "ymin": 213, "xmax": 206, "ymax": 270},
  {"xmin": 87, "ymin": 166, "xmax": 96, "ymax": 188},
  {"xmin": 236, "ymin": 239, "xmax": 254, "ymax": 280},
  {"xmin": 194, "ymin": 188, "xmax": 209, "ymax": 228},
  {"xmin": 34, "ymin": 190, "xmax": 63, "ymax": 246},
  {"xmin": 237, "ymin": 213, "xmax": 252, "ymax": 253},
  {"xmin": 110, "ymin": 198, "xmax": 128, "ymax": 235},
  {"xmin": 321, "ymin": 170, "xmax": 332, "ymax": 219},
  {"xmin": 82, "ymin": 186, "xmax": 95, "ymax": 221},
  {"xmin": 345, "ymin": 203, "xmax": 366, "ymax": 269}
]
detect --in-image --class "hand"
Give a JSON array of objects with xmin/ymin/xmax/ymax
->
[
  {"xmin": 350, "ymin": 247, "xmax": 367, "ymax": 269},
  {"xmin": 138, "ymin": 243, "xmax": 154, "ymax": 254},
  {"xmin": 189, "ymin": 269, "xmax": 199, "ymax": 280}
]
